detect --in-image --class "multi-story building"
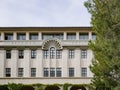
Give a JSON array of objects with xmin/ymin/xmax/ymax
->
[{"xmin": 0, "ymin": 27, "xmax": 95, "ymax": 90}]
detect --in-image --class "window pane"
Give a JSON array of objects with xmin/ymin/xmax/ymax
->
[
  {"xmin": 81, "ymin": 68, "xmax": 87, "ymax": 77},
  {"xmin": 44, "ymin": 50, "xmax": 49, "ymax": 59},
  {"xmin": 80, "ymin": 33, "xmax": 88, "ymax": 40},
  {"xmin": 56, "ymin": 68, "xmax": 61, "ymax": 77},
  {"xmin": 81, "ymin": 49, "xmax": 87, "ymax": 59},
  {"xmin": 18, "ymin": 68, "xmax": 23, "ymax": 77},
  {"xmin": 30, "ymin": 33, "xmax": 38, "ymax": 40},
  {"xmin": 17, "ymin": 34, "xmax": 26, "ymax": 40},
  {"xmin": 31, "ymin": 68, "xmax": 36, "ymax": 77},
  {"xmin": 31, "ymin": 50, "xmax": 36, "ymax": 59},
  {"xmin": 69, "ymin": 50, "xmax": 74, "ymax": 59},
  {"xmin": 69, "ymin": 68, "xmax": 74, "ymax": 77},
  {"xmin": 44, "ymin": 68, "xmax": 49, "ymax": 77},
  {"xmin": 5, "ymin": 68, "xmax": 11, "ymax": 77},
  {"xmin": 19, "ymin": 50, "xmax": 24, "ymax": 59},
  {"xmin": 6, "ymin": 50, "xmax": 11, "ymax": 59},
  {"xmin": 5, "ymin": 33, "xmax": 13, "ymax": 40},
  {"xmin": 50, "ymin": 47, "xmax": 55, "ymax": 59},
  {"xmin": 50, "ymin": 68, "xmax": 55, "ymax": 77},
  {"xmin": 56, "ymin": 50, "xmax": 62, "ymax": 59},
  {"xmin": 67, "ymin": 33, "xmax": 76, "ymax": 40}
]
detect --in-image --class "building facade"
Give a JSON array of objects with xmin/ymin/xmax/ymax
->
[{"xmin": 0, "ymin": 27, "xmax": 95, "ymax": 86}]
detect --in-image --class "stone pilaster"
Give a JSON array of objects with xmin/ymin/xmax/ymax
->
[
  {"xmin": 38, "ymin": 32, "xmax": 42, "ymax": 40},
  {"xmin": 13, "ymin": 32, "xmax": 17, "ymax": 40},
  {"xmin": 89, "ymin": 31, "xmax": 92, "ymax": 40},
  {"xmin": 1, "ymin": 32, "xmax": 4, "ymax": 40},
  {"xmin": 26, "ymin": 32, "xmax": 29, "ymax": 40},
  {"xmin": 64, "ymin": 32, "xmax": 67, "ymax": 40},
  {"xmin": 76, "ymin": 32, "xmax": 79, "ymax": 40}
]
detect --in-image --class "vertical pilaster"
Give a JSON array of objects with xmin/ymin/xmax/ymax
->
[
  {"xmin": 24, "ymin": 48, "xmax": 30, "ymax": 77},
  {"xmin": 0, "ymin": 48, "xmax": 5, "ymax": 77},
  {"xmin": 89, "ymin": 31, "xmax": 92, "ymax": 40},
  {"xmin": 11, "ymin": 49, "xmax": 18, "ymax": 77},
  {"xmin": 76, "ymin": 32, "xmax": 79, "ymax": 40},
  {"xmin": 1, "ymin": 32, "xmax": 4, "ymax": 40},
  {"xmin": 64, "ymin": 32, "xmax": 67, "ymax": 40},
  {"xmin": 13, "ymin": 32, "xmax": 17, "ymax": 40},
  {"xmin": 26, "ymin": 32, "xmax": 29, "ymax": 40},
  {"xmin": 38, "ymin": 32, "xmax": 42, "ymax": 40},
  {"xmin": 75, "ymin": 48, "xmax": 81, "ymax": 77},
  {"xmin": 62, "ymin": 48, "xmax": 68, "ymax": 77},
  {"xmin": 36, "ymin": 48, "xmax": 43, "ymax": 77}
]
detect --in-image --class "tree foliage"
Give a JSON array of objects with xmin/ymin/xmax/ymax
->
[{"xmin": 85, "ymin": 0, "xmax": 120, "ymax": 89}]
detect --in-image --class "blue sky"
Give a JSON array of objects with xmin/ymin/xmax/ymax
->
[{"xmin": 0, "ymin": 0, "xmax": 91, "ymax": 27}]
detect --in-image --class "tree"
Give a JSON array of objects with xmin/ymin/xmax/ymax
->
[{"xmin": 84, "ymin": 0, "xmax": 120, "ymax": 89}]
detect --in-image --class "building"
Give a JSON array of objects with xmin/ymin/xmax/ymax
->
[{"xmin": 0, "ymin": 27, "xmax": 95, "ymax": 90}]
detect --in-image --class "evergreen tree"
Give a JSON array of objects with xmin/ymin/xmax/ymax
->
[{"xmin": 85, "ymin": 0, "xmax": 120, "ymax": 89}]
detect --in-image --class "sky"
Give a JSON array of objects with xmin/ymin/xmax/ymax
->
[{"xmin": 0, "ymin": 0, "xmax": 91, "ymax": 27}]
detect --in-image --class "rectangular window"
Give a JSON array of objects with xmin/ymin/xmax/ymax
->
[
  {"xmin": 19, "ymin": 50, "xmax": 24, "ymax": 59},
  {"xmin": 18, "ymin": 68, "xmax": 23, "ymax": 77},
  {"xmin": 30, "ymin": 33, "xmax": 38, "ymax": 40},
  {"xmin": 81, "ymin": 49, "xmax": 87, "ymax": 59},
  {"xmin": 5, "ymin": 33, "xmax": 13, "ymax": 40},
  {"xmin": 31, "ymin": 50, "xmax": 36, "ymax": 59},
  {"xmin": 92, "ymin": 33, "xmax": 96, "ymax": 40},
  {"xmin": 6, "ymin": 50, "xmax": 11, "ymax": 59},
  {"xmin": 17, "ymin": 33, "xmax": 26, "ymax": 40},
  {"xmin": 81, "ymin": 68, "xmax": 87, "ymax": 77},
  {"xmin": 44, "ymin": 50, "xmax": 49, "ymax": 59},
  {"xmin": 5, "ymin": 68, "xmax": 11, "ymax": 77},
  {"xmin": 50, "ymin": 68, "xmax": 55, "ymax": 77},
  {"xmin": 69, "ymin": 50, "xmax": 74, "ymax": 59},
  {"xmin": 56, "ymin": 68, "xmax": 61, "ymax": 77},
  {"xmin": 69, "ymin": 68, "xmax": 74, "ymax": 77},
  {"xmin": 56, "ymin": 50, "xmax": 62, "ymax": 59},
  {"xmin": 79, "ymin": 33, "xmax": 89, "ymax": 40},
  {"xmin": 67, "ymin": 33, "xmax": 76, "ymax": 40},
  {"xmin": 44, "ymin": 68, "xmax": 49, "ymax": 77},
  {"xmin": 31, "ymin": 68, "xmax": 36, "ymax": 77}
]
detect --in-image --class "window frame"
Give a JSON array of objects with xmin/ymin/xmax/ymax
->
[
  {"xmin": 18, "ymin": 50, "xmax": 24, "ymax": 59},
  {"xmin": 31, "ymin": 68, "xmax": 36, "ymax": 77},
  {"xmin": 5, "ymin": 68, "xmax": 11, "ymax": 77},
  {"xmin": 69, "ymin": 68, "xmax": 74, "ymax": 77},
  {"xmin": 81, "ymin": 49, "xmax": 87, "ymax": 59},
  {"xmin": 31, "ymin": 50, "xmax": 36, "ymax": 59},
  {"xmin": 81, "ymin": 68, "xmax": 87, "ymax": 77},
  {"xmin": 18, "ymin": 68, "xmax": 23, "ymax": 77},
  {"xmin": 44, "ymin": 68, "xmax": 49, "ymax": 77},
  {"xmin": 69, "ymin": 50, "xmax": 74, "ymax": 59},
  {"xmin": 6, "ymin": 50, "xmax": 11, "ymax": 59}
]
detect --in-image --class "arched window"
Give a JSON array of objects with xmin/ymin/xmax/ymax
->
[{"xmin": 50, "ymin": 47, "xmax": 55, "ymax": 59}]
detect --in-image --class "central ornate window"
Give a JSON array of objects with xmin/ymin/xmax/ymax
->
[{"xmin": 50, "ymin": 47, "xmax": 55, "ymax": 59}]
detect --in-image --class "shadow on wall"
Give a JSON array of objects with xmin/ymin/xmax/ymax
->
[
  {"xmin": 70, "ymin": 85, "xmax": 86, "ymax": 90},
  {"xmin": 45, "ymin": 85, "xmax": 60, "ymax": 90}
]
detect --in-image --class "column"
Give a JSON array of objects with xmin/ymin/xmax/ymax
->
[
  {"xmin": 89, "ymin": 31, "xmax": 92, "ymax": 40},
  {"xmin": 38, "ymin": 32, "xmax": 42, "ymax": 40},
  {"xmin": 1, "ymin": 32, "xmax": 4, "ymax": 40},
  {"xmin": 62, "ymin": 48, "xmax": 68, "ymax": 77},
  {"xmin": 24, "ymin": 48, "xmax": 30, "ymax": 77},
  {"xmin": 0, "ymin": 48, "xmax": 5, "ymax": 77},
  {"xmin": 13, "ymin": 32, "xmax": 17, "ymax": 40},
  {"xmin": 11, "ymin": 49, "xmax": 18, "ymax": 77},
  {"xmin": 26, "ymin": 32, "xmax": 29, "ymax": 40},
  {"xmin": 75, "ymin": 48, "xmax": 81, "ymax": 77},
  {"xmin": 76, "ymin": 32, "xmax": 79, "ymax": 40},
  {"xmin": 36, "ymin": 48, "xmax": 43, "ymax": 77},
  {"xmin": 64, "ymin": 32, "xmax": 67, "ymax": 40}
]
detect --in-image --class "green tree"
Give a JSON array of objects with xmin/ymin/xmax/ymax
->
[
  {"xmin": 85, "ymin": 0, "xmax": 120, "ymax": 89},
  {"xmin": 8, "ymin": 83, "xmax": 23, "ymax": 90}
]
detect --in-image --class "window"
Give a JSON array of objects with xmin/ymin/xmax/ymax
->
[
  {"xmin": 44, "ymin": 68, "xmax": 49, "ymax": 77},
  {"xmin": 56, "ymin": 68, "xmax": 61, "ymax": 77},
  {"xmin": 67, "ymin": 33, "xmax": 76, "ymax": 40},
  {"xmin": 69, "ymin": 68, "xmax": 74, "ymax": 77},
  {"xmin": 5, "ymin": 68, "xmax": 11, "ymax": 77},
  {"xmin": 31, "ymin": 68, "xmax": 36, "ymax": 77},
  {"xmin": 42, "ymin": 33, "xmax": 63, "ymax": 40},
  {"xmin": 30, "ymin": 33, "xmax": 38, "ymax": 40},
  {"xmin": 18, "ymin": 68, "xmax": 23, "ymax": 77},
  {"xmin": 56, "ymin": 50, "xmax": 62, "ymax": 59},
  {"xmin": 50, "ymin": 68, "xmax": 55, "ymax": 77},
  {"xmin": 92, "ymin": 33, "xmax": 96, "ymax": 40},
  {"xmin": 69, "ymin": 50, "xmax": 74, "ymax": 59},
  {"xmin": 31, "ymin": 50, "xmax": 36, "ymax": 59},
  {"xmin": 6, "ymin": 50, "xmax": 11, "ymax": 59},
  {"xmin": 5, "ymin": 33, "xmax": 13, "ymax": 40},
  {"xmin": 81, "ymin": 68, "xmax": 87, "ymax": 77},
  {"xmin": 19, "ymin": 50, "xmax": 24, "ymax": 59},
  {"xmin": 81, "ymin": 49, "xmax": 87, "ymax": 59},
  {"xmin": 17, "ymin": 33, "xmax": 26, "ymax": 40},
  {"xmin": 79, "ymin": 33, "xmax": 88, "ymax": 40},
  {"xmin": 44, "ymin": 50, "xmax": 49, "ymax": 59},
  {"xmin": 50, "ymin": 47, "xmax": 55, "ymax": 59}
]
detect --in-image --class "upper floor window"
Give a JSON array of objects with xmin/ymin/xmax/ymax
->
[
  {"xmin": 31, "ymin": 50, "xmax": 36, "ymax": 59},
  {"xmin": 44, "ymin": 50, "xmax": 49, "ymax": 59},
  {"xmin": 18, "ymin": 68, "xmax": 23, "ymax": 77},
  {"xmin": 81, "ymin": 49, "xmax": 87, "ymax": 59},
  {"xmin": 56, "ymin": 68, "xmax": 62, "ymax": 77},
  {"xmin": 5, "ymin": 68, "xmax": 11, "ymax": 77},
  {"xmin": 17, "ymin": 33, "xmax": 26, "ymax": 40},
  {"xmin": 69, "ymin": 68, "xmax": 74, "ymax": 77},
  {"xmin": 69, "ymin": 50, "xmax": 74, "ymax": 59},
  {"xmin": 5, "ymin": 33, "xmax": 13, "ymax": 40},
  {"xmin": 50, "ymin": 47, "xmax": 55, "ymax": 59},
  {"xmin": 92, "ymin": 33, "xmax": 96, "ymax": 40},
  {"xmin": 30, "ymin": 33, "xmax": 38, "ymax": 40},
  {"xmin": 42, "ymin": 33, "xmax": 63, "ymax": 40},
  {"xmin": 56, "ymin": 50, "xmax": 62, "ymax": 59},
  {"xmin": 6, "ymin": 50, "xmax": 11, "ymax": 59},
  {"xmin": 31, "ymin": 68, "xmax": 36, "ymax": 77},
  {"xmin": 81, "ymin": 68, "xmax": 87, "ymax": 77},
  {"xmin": 67, "ymin": 33, "xmax": 76, "ymax": 40},
  {"xmin": 50, "ymin": 68, "xmax": 55, "ymax": 77},
  {"xmin": 19, "ymin": 50, "xmax": 24, "ymax": 59},
  {"xmin": 79, "ymin": 33, "xmax": 88, "ymax": 40},
  {"xmin": 44, "ymin": 68, "xmax": 49, "ymax": 77}
]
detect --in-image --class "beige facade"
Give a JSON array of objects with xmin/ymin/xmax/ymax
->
[{"xmin": 0, "ymin": 27, "xmax": 94, "ymax": 85}]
